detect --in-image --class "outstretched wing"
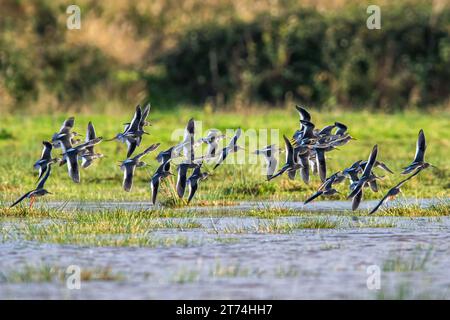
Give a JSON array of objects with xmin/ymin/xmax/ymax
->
[
  {"xmin": 86, "ymin": 121, "xmax": 96, "ymax": 140},
  {"xmin": 66, "ymin": 153, "xmax": 80, "ymax": 183},
  {"xmin": 176, "ymin": 164, "xmax": 189, "ymax": 198},
  {"xmin": 413, "ymin": 129, "xmax": 426, "ymax": 163},
  {"xmin": 127, "ymin": 105, "xmax": 142, "ymax": 133},
  {"xmin": 37, "ymin": 165, "xmax": 52, "ymax": 189},
  {"xmin": 295, "ymin": 105, "xmax": 311, "ymax": 122},
  {"xmin": 361, "ymin": 145, "xmax": 378, "ymax": 179},
  {"xmin": 59, "ymin": 117, "xmax": 75, "ymax": 132},
  {"xmin": 334, "ymin": 122, "xmax": 348, "ymax": 135},
  {"xmin": 304, "ymin": 191, "xmax": 324, "ymax": 205},
  {"xmin": 368, "ymin": 192, "xmax": 390, "ymax": 214},
  {"xmin": 122, "ymin": 163, "xmax": 135, "ymax": 192},
  {"xmin": 10, "ymin": 191, "xmax": 32, "ymax": 208},
  {"xmin": 41, "ymin": 141, "xmax": 53, "ymax": 160},
  {"xmin": 133, "ymin": 143, "xmax": 161, "ymax": 161},
  {"xmin": 126, "ymin": 139, "xmax": 138, "ymax": 158},
  {"xmin": 351, "ymin": 189, "xmax": 363, "ymax": 211},
  {"xmin": 150, "ymin": 177, "xmax": 160, "ymax": 205},
  {"xmin": 316, "ymin": 149, "xmax": 327, "ymax": 182}
]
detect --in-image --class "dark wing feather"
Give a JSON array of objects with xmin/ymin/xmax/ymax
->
[
  {"xmin": 37, "ymin": 165, "xmax": 52, "ymax": 189},
  {"xmin": 122, "ymin": 164, "xmax": 135, "ymax": 192},
  {"xmin": 352, "ymin": 190, "xmax": 363, "ymax": 211},
  {"xmin": 41, "ymin": 141, "xmax": 53, "ymax": 160},
  {"xmin": 304, "ymin": 191, "xmax": 324, "ymax": 205},
  {"xmin": 369, "ymin": 193, "xmax": 390, "ymax": 214},
  {"xmin": 316, "ymin": 149, "xmax": 327, "ymax": 182},
  {"xmin": 10, "ymin": 191, "xmax": 32, "ymax": 208},
  {"xmin": 369, "ymin": 179, "xmax": 378, "ymax": 192},
  {"xmin": 413, "ymin": 129, "xmax": 426, "ymax": 163},
  {"xmin": 176, "ymin": 164, "xmax": 189, "ymax": 198},
  {"xmin": 361, "ymin": 145, "xmax": 378, "ymax": 179},
  {"xmin": 67, "ymin": 153, "xmax": 80, "ymax": 183},
  {"xmin": 187, "ymin": 178, "xmax": 198, "ymax": 203},
  {"xmin": 295, "ymin": 105, "xmax": 311, "ymax": 121},
  {"xmin": 151, "ymin": 177, "xmax": 160, "ymax": 205},
  {"xmin": 126, "ymin": 139, "xmax": 138, "ymax": 158}
]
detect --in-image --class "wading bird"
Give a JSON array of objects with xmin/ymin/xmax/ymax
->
[
  {"xmin": 254, "ymin": 144, "xmax": 280, "ymax": 180},
  {"xmin": 187, "ymin": 162, "xmax": 209, "ymax": 204},
  {"xmin": 269, "ymin": 135, "xmax": 301, "ymax": 181},
  {"xmin": 369, "ymin": 169, "xmax": 421, "ymax": 214},
  {"xmin": 304, "ymin": 175, "xmax": 339, "ymax": 204},
  {"xmin": 402, "ymin": 129, "xmax": 435, "ymax": 174},
  {"xmin": 34, "ymin": 141, "xmax": 59, "ymax": 181},
  {"xmin": 81, "ymin": 121, "xmax": 104, "ymax": 168},
  {"xmin": 11, "ymin": 165, "xmax": 53, "ymax": 209},
  {"xmin": 119, "ymin": 143, "xmax": 160, "ymax": 192},
  {"xmin": 213, "ymin": 128, "xmax": 243, "ymax": 170},
  {"xmin": 150, "ymin": 160, "xmax": 173, "ymax": 205},
  {"xmin": 63, "ymin": 137, "xmax": 103, "ymax": 183}
]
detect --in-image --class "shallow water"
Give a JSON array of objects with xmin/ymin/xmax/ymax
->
[
  {"xmin": 32, "ymin": 197, "xmax": 446, "ymax": 212},
  {"xmin": 1, "ymin": 214, "xmax": 450, "ymax": 299}
]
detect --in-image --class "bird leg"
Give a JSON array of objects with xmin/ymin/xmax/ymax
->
[{"xmin": 29, "ymin": 196, "xmax": 35, "ymax": 209}]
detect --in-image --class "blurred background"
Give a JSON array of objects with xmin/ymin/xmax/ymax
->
[{"xmin": 0, "ymin": 0, "xmax": 449, "ymax": 114}]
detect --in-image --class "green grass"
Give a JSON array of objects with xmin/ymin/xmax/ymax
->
[{"xmin": 0, "ymin": 108, "xmax": 449, "ymax": 205}]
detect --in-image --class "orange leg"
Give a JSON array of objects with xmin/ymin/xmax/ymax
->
[{"xmin": 29, "ymin": 196, "xmax": 35, "ymax": 209}]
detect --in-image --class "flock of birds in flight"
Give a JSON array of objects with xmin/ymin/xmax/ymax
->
[{"xmin": 10, "ymin": 104, "xmax": 435, "ymax": 214}]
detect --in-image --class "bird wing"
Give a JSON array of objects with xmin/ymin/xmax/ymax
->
[
  {"xmin": 378, "ymin": 161, "xmax": 394, "ymax": 174},
  {"xmin": 315, "ymin": 149, "xmax": 327, "ymax": 183},
  {"xmin": 176, "ymin": 164, "xmax": 189, "ymax": 198},
  {"xmin": 87, "ymin": 121, "xmax": 96, "ymax": 140},
  {"xmin": 295, "ymin": 105, "xmax": 311, "ymax": 122},
  {"xmin": 304, "ymin": 191, "xmax": 324, "ymax": 205},
  {"xmin": 351, "ymin": 189, "xmax": 363, "ymax": 211},
  {"xmin": 59, "ymin": 117, "xmax": 75, "ymax": 132},
  {"xmin": 10, "ymin": 191, "xmax": 33, "ymax": 208},
  {"xmin": 287, "ymin": 169, "xmax": 296, "ymax": 180},
  {"xmin": 283, "ymin": 135, "xmax": 294, "ymax": 165},
  {"xmin": 37, "ymin": 164, "xmax": 48, "ymax": 182},
  {"xmin": 369, "ymin": 179, "xmax": 378, "ymax": 192},
  {"xmin": 66, "ymin": 153, "xmax": 80, "ymax": 183},
  {"xmin": 267, "ymin": 157, "xmax": 277, "ymax": 178},
  {"xmin": 41, "ymin": 141, "xmax": 53, "ymax": 160},
  {"xmin": 361, "ymin": 145, "xmax": 378, "ymax": 179},
  {"xmin": 150, "ymin": 176, "xmax": 160, "ymax": 205},
  {"xmin": 187, "ymin": 178, "xmax": 199, "ymax": 204},
  {"xmin": 334, "ymin": 122, "xmax": 347, "ymax": 135},
  {"xmin": 133, "ymin": 143, "xmax": 161, "ymax": 161},
  {"xmin": 227, "ymin": 128, "xmax": 242, "ymax": 149},
  {"xmin": 139, "ymin": 104, "xmax": 151, "ymax": 129},
  {"xmin": 394, "ymin": 169, "xmax": 421, "ymax": 189},
  {"xmin": 127, "ymin": 105, "xmax": 142, "ymax": 133},
  {"xmin": 126, "ymin": 139, "xmax": 138, "ymax": 158},
  {"xmin": 319, "ymin": 125, "xmax": 335, "ymax": 136},
  {"xmin": 37, "ymin": 165, "xmax": 52, "ymax": 189},
  {"xmin": 213, "ymin": 148, "xmax": 228, "ymax": 170},
  {"xmin": 122, "ymin": 163, "xmax": 135, "ymax": 192},
  {"xmin": 413, "ymin": 129, "xmax": 426, "ymax": 163}
]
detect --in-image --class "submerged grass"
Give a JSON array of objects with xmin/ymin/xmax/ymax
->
[
  {"xmin": 382, "ymin": 247, "xmax": 434, "ymax": 272},
  {"xmin": 0, "ymin": 264, "xmax": 123, "ymax": 284}
]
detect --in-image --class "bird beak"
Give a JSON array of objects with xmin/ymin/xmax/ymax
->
[
  {"xmin": 47, "ymin": 192, "xmax": 53, "ymax": 194},
  {"xmin": 104, "ymin": 137, "xmax": 117, "ymax": 142}
]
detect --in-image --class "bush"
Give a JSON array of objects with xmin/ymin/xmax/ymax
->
[{"xmin": 160, "ymin": 3, "xmax": 450, "ymax": 109}]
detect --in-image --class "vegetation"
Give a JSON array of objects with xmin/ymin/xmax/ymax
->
[
  {"xmin": 1, "ymin": 1, "xmax": 449, "ymax": 112},
  {"xmin": 0, "ymin": 109, "xmax": 449, "ymax": 205}
]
